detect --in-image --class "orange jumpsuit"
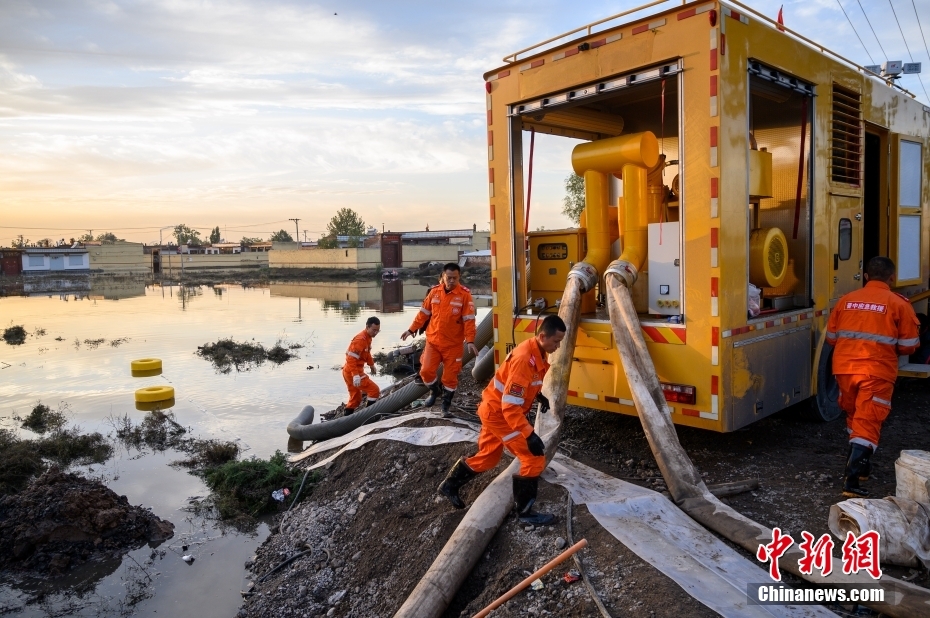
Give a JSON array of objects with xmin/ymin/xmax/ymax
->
[
  {"xmin": 826, "ymin": 280, "xmax": 919, "ymax": 449},
  {"xmin": 342, "ymin": 330, "xmax": 380, "ymax": 409},
  {"xmin": 408, "ymin": 284, "xmax": 476, "ymax": 392},
  {"xmin": 465, "ymin": 337, "xmax": 549, "ymax": 477}
]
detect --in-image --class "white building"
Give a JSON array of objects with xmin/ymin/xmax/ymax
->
[{"xmin": 22, "ymin": 247, "xmax": 90, "ymax": 272}]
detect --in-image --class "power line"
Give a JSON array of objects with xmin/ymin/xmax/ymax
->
[
  {"xmin": 858, "ymin": 0, "xmax": 889, "ymax": 60},
  {"xmin": 912, "ymin": 0, "xmax": 930, "ymax": 63},
  {"xmin": 889, "ymin": 0, "xmax": 930, "ymax": 103},
  {"xmin": 837, "ymin": 0, "xmax": 875, "ymax": 64}
]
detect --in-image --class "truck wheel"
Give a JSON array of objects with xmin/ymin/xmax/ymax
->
[{"xmin": 808, "ymin": 342, "xmax": 842, "ymax": 422}]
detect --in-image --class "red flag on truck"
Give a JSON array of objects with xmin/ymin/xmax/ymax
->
[{"xmin": 777, "ymin": 5, "xmax": 785, "ymax": 31}]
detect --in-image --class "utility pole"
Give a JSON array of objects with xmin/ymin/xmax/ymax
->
[
  {"xmin": 289, "ymin": 218, "xmax": 300, "ymax": 242},
  {"xmin": 302, "ymin": 229, "xmax": 308, "ymax": 242}
]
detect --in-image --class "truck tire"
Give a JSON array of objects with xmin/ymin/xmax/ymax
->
[{"xmin": 808, "ymin": 342, "xmax": 842, "ymax": 422}]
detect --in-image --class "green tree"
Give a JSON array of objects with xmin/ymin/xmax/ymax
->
[
  {"xmin": 562, "ymin": 173, "xmax": 585, "ymax": 225},
  {"xmin": 209, "ymin": 226, "xmax": 221, "ymax": 244},
  {"xmin": 317, "ymin": 235, "xmax": 338, "ymax": 249},
  {"xmin": 12, "ymin": 235, "xmax": 29, "ymax": 248},
  {"xmin": 326, "ymin": 208, "xmax": 366, "ymax": 238},
  {"xmin": 240, "ymin": 236, "xmax": 262, "ymax": 245},
  {"xmin": 78, "ymin": 233, "xmax": 95, "ymax": 243},
  {"xmin": 173, "ymin": 224, "xmax": 202, "ymax": 246},
  {"xmin": 95, "ymin": 232, "xmax": 122, "ymax": 243},
  {"xmin": 269, "ymin": 229, "xmax": 294, "ymax": 242}
]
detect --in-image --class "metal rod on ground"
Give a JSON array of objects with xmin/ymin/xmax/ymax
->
[
  {"xmin": 603, "ymin": 272, "xmax": 930, "ymax": 617},
  {"xmin": 395, "ymin": 276, "xmax": 587, "ymax": 618},
  {"xmin": 472, "ymin": 539, "xmax": 588, "ymax": 618},
  {"xmin": 566, "ymin": 495, "xmax": 613, "ymax": 618}
]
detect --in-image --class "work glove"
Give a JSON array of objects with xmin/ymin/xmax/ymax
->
[
  {"xmin": 526, "ymin": 431, "xmax": 546, "ymax": 457},
  {"xmin": 535, "ymin": 393, "xmax": 550, "ymax": 414},
  {"xmin": 352, "ymin": 375, "xmax": 362, "ymax": 387}
]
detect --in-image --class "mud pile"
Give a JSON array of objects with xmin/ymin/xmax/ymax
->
[{"xmin": 0, "ymin": 468, "xmax": 174, "ymax": 576}]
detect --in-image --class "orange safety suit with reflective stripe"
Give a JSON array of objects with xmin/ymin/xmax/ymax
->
[
  {"xmin": 826, "ymin": 280, "xmax": 919, "ymax": 448},
  {"xmin": 342, "ymin": 330, "xmax": 380, "ymax": 409},
  {"xmin": 465, "ymin": 337, "xmax": 549, "ymax": 477},
  {"xmin": 408, "ymin": 284, "xmax": 476, "ymax": 391}
]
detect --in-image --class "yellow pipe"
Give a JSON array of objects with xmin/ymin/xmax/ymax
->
[
  {"xmin": 581, "ymin": 169, "xmax": 611, "ymax": 273},
  {"xmin": 571, "ymin": 132, "xmax": 659, "ymax": 176},
  {"xmin": 619, "ymin": 164, "xmax": 648, "ymax": 277},
  {"xmin": 571, "ymin": 131, "xmax": 659, "ymax": 288}
]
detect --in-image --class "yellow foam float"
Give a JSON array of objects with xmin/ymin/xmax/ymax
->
[
  {"xmin": 131, "ymin": 358, "xmax": 162, "ymax": 372},
  {"xmin": 135, "ymin": 398, "xmax": 176, "ymax": 412},
  {"xmin": 135, "ymin": 385, "xmax": 175, "ymax": 403},
  {"xmin": 131, "ymin": 368, "xmax": 163, "ymax": 378}
]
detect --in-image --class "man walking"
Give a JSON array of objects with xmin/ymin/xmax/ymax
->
[
  {"xmin": 401, "ymin": 263, "xmax": 478, "ymax": 416},
  {"xmin": 437, "ymin": 314, "xmax": 566, "ymax": 525},
  {"xmin": 343, "ymin": 316, "xmax": 381, "ymax": 415},
  {"xmin": 825, "ymin": 256, "xmax": 920, "ymax": 497}
]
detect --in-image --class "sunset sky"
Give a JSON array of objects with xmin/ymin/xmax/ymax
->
[{"xmin": 3, "ymin": 0, "xmax": 930, "ymax": 245}]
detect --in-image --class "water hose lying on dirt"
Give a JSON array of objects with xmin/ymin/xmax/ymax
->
[
  {"xmin": 602, "ymin": 271, "xmax": 930, "ymax": 617},
  {"xmin": 471, "ymin": 345, "xmax": 495, "ymax": 382},
  {"xmin": 395, "ymin": 270, "xmax": 590, "ymax": 618},
  {"xmin": 286, "ymin": 312, "xmax": 493, "ymax": 444}
]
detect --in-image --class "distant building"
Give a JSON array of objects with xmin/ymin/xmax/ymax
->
[{"xmin": 21, "ymin": 247, "xmax": 89, "ymax": 273}]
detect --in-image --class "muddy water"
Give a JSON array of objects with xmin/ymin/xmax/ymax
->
[{"xmin": 0, "ymin": 278, "xmax": 488, "ymax": 616}]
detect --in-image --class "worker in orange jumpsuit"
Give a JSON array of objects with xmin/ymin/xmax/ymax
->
[
  {"xmin": 401, "ymin": 263, "xmax": 477, "ymax": 416},
  {"xmin": 826, "ymin": 256, "xmax": 919, "ymax": 497},
  {"xmin": 343, "ymin": 316, "xmax": 381, "ymax": 415},
  {"xmin": 438, "ymin": 314, "xmax": 567, "ymax": 525}
]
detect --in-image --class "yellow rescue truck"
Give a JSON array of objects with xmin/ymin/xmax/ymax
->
[{"xmin": 485, "ymin": 0, "xmax": 930, "ymax": 430}]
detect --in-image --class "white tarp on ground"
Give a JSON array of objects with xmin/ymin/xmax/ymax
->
[
  {"xmin": 288, "ymin": 411, "xmax": 478, "ymax": 463},
  {"xmin": 292, "ymin": 421, "xmax": 836, "ymax": 617},
  {"xmin": 542, "ymin": 455, "xmax": 836, "ymax": 618}
]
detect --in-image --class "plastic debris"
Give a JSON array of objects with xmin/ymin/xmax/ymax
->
[
  {"xmin": 271, "ymin": 488, "xmax": 291, "ymax": 502},
  {"xmin": 562, "ymin": 570, "xmax": 581, "ymax": 584},
  {"xmin": 182, "ymin": 555, "xmax": 195, "ymax": 564},
  {"xmin": 530, "ymin": 579, "xmax": 544, "ymax": 591}
]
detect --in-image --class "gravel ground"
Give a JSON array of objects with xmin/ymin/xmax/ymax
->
[{"xmin": 237, "ymin": 370, "xmax": 930, "ymax": 618}]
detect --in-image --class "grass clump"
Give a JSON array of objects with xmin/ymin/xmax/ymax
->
[
  {"xmin": 3, "ymin": 325, "xmax": 27, "ymax": 345},
  {"xmin": 0, "ymin": 427, "xmax": 112, "ymax": 497},
  {"xmin": 202, "ymin": 451, "xmax": 312, "ymax": 521},
  {"xmin": 174, "ymin": 439, "xmax": 240, "ymax": 469},
  {"xmin": 112, "ymin": 410, "xmax": 187, "ymax": 451},
  {"xmin": 19, "ymin": 402, "xmax": 68, "ymax": 434},
  {"xmin": 0, "ymin": 429, "xmax": 45, "ymax": 497},
  {"xmin": 196, "ymin": 338, "xmax": 296, "ymax": 373}
]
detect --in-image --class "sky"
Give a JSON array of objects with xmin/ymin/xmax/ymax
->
[{"xmin": 3, "ymin": 0, "xmax": 930, "ymax": 245}]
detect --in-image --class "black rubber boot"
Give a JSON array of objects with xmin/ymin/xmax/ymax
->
[
  {"xmin": 441, "ymin": 389, "xmax": 455, "ymax": 418},
  {"xmin": 859, "ymin": 451, "xmax": 872, "ymax": 481},
  {"xmin": 424, "ymin": 382, "xmax": 442, "ymax": 407},
  {"xmin": 843, "ymin": 444, "xmax": 874, "ymax": 498},
  {"xmin": 513, "ymin": 475, "xmax": 556, "ymax": 525},
  {"xmin": 438, "ymin": 458, "xmax": 477, "ymax": 509}
]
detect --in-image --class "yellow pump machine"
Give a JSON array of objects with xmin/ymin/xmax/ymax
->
[{"xmin": 485, "ymin": 0, "xmax": 930, "ymax": 430}]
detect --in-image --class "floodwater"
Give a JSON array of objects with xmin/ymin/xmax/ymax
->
[{"xmin": 0, "ymin": 276, "xmax": 489, "ymax": 616}]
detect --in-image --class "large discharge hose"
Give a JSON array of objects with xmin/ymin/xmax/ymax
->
[
  {"xmin": 287, "ymin": 311, "xmax": 493, "ymax": 443},
  {"xmin": 603, "ymin": 272, "xmax": 930, "ymax": 617},
  {"xmin": 395, "ymin": 273, "xmax": 589, "ymax": 618}
]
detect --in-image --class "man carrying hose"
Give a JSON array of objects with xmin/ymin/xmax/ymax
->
[
  {"xmin": 438, "ymin": 314, "xmax": 566, "ymax": 525},
  {"xmin": 826, "ymin": 256, "xmax": 919, "ymax": 497},
  {"xmin": 401, "ymin": 263, "xmax": 477, "ymax": 416},
  {"xmin": 343, "ymin": 316, "xmax": 381, "ymax": 415}
]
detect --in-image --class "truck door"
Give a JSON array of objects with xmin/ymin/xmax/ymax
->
[
  {"xmin": 890, "ymin": 134, "xmax": 924, "ymax": 287},
  {"xmin": 831, "ymin": 194, "xmax": 862, "ymax": 299}
]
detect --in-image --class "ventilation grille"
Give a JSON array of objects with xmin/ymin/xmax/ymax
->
[{"xmin": 831, "ymin": 85, "xmax": 862, "ymax": 186}]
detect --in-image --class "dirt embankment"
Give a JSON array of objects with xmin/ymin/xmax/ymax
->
[
  {"xmin": 239, "ymin": 372, "xmax": 930, "ymax": 617},
  {"xmin": 0, "ymin": 468, "xmax": 174, "ymax": 576}
]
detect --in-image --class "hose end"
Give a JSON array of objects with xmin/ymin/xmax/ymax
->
[
  {"xmin": 606, "ymin": 260, "xmax": 638, "ymax": 288},
  {"xmin": 567, "ymin": 262, "xmax": 598, "ymax": 293}
]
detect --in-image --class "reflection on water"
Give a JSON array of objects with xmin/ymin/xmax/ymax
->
[{"xmin": 0, "ymin": 277, "xmax": 488, "ymax": 617}]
